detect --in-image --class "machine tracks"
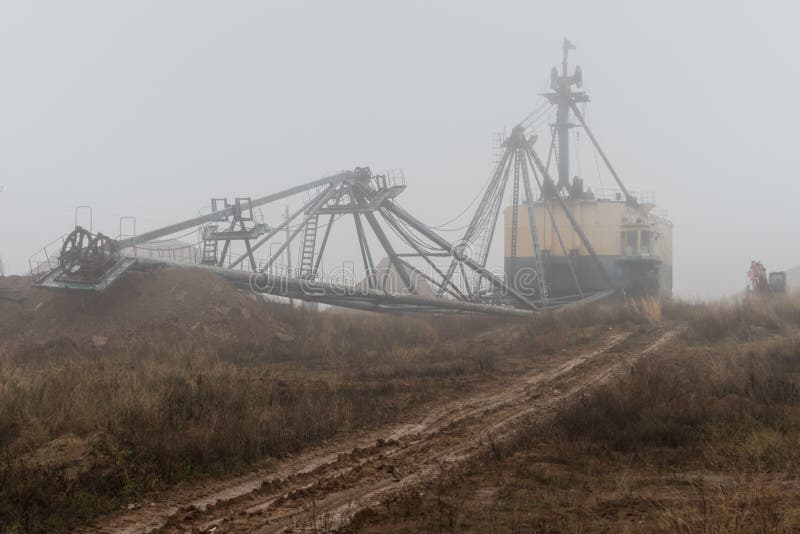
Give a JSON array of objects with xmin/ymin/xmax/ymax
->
[{"xmin": 85, "ymin": 326, "xmax": 679, "ymax": 534}]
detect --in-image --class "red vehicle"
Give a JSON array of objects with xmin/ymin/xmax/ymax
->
[{"xmin": 748, "ymin": 261, "xmax": 787, "ymax": 295}]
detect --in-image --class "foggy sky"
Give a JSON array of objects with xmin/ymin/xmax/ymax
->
[{"xmin": 1, "ymin": 1, "xmax": 799, "ymax": 299}]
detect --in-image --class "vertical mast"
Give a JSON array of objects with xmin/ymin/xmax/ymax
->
[
  {"xmin": 556, "ymin": 42, "xmax": 570, "ymax": 187},
  {"xmin": 545, "ymin": 38, "xmax": 586, "ymax": 191},
  {"xmin": 542, "ymin": 39, "xmax": 635, "ymax": 205},
  {"xmin": 557, "ymin": 38, "xmax": 575, "ymax": 188}
]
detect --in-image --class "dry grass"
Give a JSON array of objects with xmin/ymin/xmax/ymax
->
[
  {"xmin": 520, "ymin": 296, "xmax": 660, "ymax": 354},
  {"xmin": 0, "ymin": 307, "xmax": 515, "ymax": 533},
  {"xmin": 358, "ymin": 296, "xmax": 800, "ymax": 533},
  {"xmin": 556, "ymin": 337, "xmax": 800, "ymax": 467},
  {"xmin": 664, "ymin": 296, "xmax": 800, "ymax": 343},
  {"xmin": 0, "ymin": 296, "xmax": 700, "ymax": 532},
  {"xmin": 0, "ymin": 294, "xmax": 642, "ymax": 533}
]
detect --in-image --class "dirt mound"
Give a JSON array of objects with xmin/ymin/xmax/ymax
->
[{"xmin": 0, "ymin": 266, "xmax": 294, "ymax": 351}]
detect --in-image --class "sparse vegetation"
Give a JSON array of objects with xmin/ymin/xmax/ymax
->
[
  {"xmin": 521, "ymin": 296, "xmax": 660, "ymax": 354},
  {"xmin": 0, "ymin": 277, "xmax": 645, "ymax": 533},
  {"xmin": 664, "ymin": 295, "xmax": 800, "ymax": 343},
  {"xmin": 8, "ymin": 290, "xmax": 800, "ymax": 533},
  {"xmin": 357, "ymin": 296, "xmax": 800, "ymax": 533},
  {"xmin": 0, "ymin": 309, "xmax": 510, "ymax": 532}
]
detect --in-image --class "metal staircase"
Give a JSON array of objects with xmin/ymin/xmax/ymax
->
[
  {"xmin": 201, "ymin": 227, "xmax": 219, "ymax": 264},
  {"xmin": 547, "ymin": 124, "xmax": 559, "ymax": 174},
  {"xmin": 298, "ymin": 214, "xmax": 319, "ymax": 278}
]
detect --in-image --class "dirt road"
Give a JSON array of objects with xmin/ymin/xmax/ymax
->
[{"xmin": 84, "ymin": 325, "xmax": 678, "ymax": 533}]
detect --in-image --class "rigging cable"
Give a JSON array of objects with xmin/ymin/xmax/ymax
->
[
  {"xmin": 428, "ymin": 152, "xmax": 506, "ymax": 231},
  {"xmin": 518, "ymin": 99, "xmax": 549, "ymax": 129},
  {"xmin": 585, "ymin": 105, "xmax": 607, "ymax": 191},
  {"xmin": 574, "ymin": 126, "xmax": 582, "ymax": 179}
]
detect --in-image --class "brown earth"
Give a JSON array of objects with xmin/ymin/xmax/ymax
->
[
  {"xmin": 1, "ymin": 265, "xmax": 525, "ymax": 532},
  {"xmin": 355, "ymin": 305, "xmax": 800, "ymax": 533},
  {"xmin": 78, "ymin": 324, "xmax": 678, "ymax": 533},
  {"xmin": 12, "ymin": 269, "xmax": 794, "ymax": 533},
  {"xmin": 0, "ymin": 267, "xmax": 293, "ymax": 351}
]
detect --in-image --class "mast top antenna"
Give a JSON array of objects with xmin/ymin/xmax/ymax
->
[{"xmin": 562, "ymin": 37, "xmax": 576, "ymax": 76}]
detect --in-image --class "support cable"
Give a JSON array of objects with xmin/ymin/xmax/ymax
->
[
  {"xmin": 527, "ymin": 159, "xmax": 583, "ymax": 296},
  {"xmin": 519, "ymin": 150, "xmax": 549, "ymax": 304},
  {"xmin": 525, "ymin": 144, "xmax": 614, "ymax": 289},
  {"xmin": 569, "ymin": 101, "xmax": 635, "ymax": 205}
]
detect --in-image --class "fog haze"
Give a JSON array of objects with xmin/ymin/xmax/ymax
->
[{"xmin": 1, "ymin": 1, "xmax": 799, "ymax": 299}]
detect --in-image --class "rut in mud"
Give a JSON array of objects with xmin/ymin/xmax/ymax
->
[{"xmin": 84, "ymin": 324, "xmax": 679, "ymax": 534}]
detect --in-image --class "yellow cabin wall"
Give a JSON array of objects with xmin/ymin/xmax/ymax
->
[{"xmin": 503, "ymin": 200, "xmax": 673, "ymax": 265}]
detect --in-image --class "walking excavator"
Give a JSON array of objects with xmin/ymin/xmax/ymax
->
[{"xmin": 747, "ymin": 261, "xmax": 787, "ymax": 296}]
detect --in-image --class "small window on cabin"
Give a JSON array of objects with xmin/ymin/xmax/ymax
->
[{"xmin": 640, "ymin": 230, "xmax": 652, "ymax": 254}]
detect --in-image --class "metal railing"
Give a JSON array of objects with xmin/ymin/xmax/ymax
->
[
  {"xmin": 593, "ymin": 188, "xmax": 655, "ymax": 205},
  {"xmin": 382, "ymin": 169, "xmax": 407, "ymax": 188},
  {"xmin": 28, "ymin": 235, "xmax": 66, "ymax": 279}
]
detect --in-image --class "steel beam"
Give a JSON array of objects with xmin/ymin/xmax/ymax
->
[
  {"xmin": 380, "ymin": 209, "xmax": 468, "ymax": 301},
  {"xmin": 383, "ymin": 201, "xmax": 539, "ymax": 310},
  {"xmin": 361, "ymin": 208, "xmax": 414, "ymax": 294},
  {"xmin": 353, "ymin": 213, "xmax": 376, "ymax": 290},
  {"xmin": 228, "ymin": 185, "xmax": 336, "ymax": 269},
  {"xmin": 241, "ymin": 185, "xmax": 338, "ymax": 271},
  {"xmin": 525, "ymin": 145, "xmax": 615, "ymax": 289},
  {"xmin": 527, "ymin": 161, "xmax": 583, "ymax": 296},
  {"xmin": 117, "ymin": 171, "xmax": 352, "ymax": 249},
  {"xmin": 215, "ymin": 220, "xmax": 238, "ymax": 267},
  {"xmin": 311, "ymin": 213, "xmax": 336, "ymax": 278},
  {"xmin": 132, "ymin": 257, "xmax": 534, "ymax": 317},
  {"xmin": 398, "ymin": 259, "xmax": 463, "ymax": 301},
  {"xmin": 348, "ymin": 186, "xmax": 415, "ymax": 294},
  {"xmin": 519, "ymin": 148, "xmax": 549, "ymax": 304}
]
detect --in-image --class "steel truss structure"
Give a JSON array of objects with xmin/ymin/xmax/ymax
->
[
  {"xmin": 34, "ymin": 167, "xmax": 558, "ymax": 316},
  {"xmin": 541, "ymin": 38, "xmax": 636, "ymax": 207},
  {"xmin": 437, "ymin": 124, "xmax": 616, "ymax": 308},
  {"xmin": 31, "ymin": 39, "xmax": 628, "ymax": 316},
  {"xmin": 431, "ymin": 38, "xmax": 645, "ymax": 309}
]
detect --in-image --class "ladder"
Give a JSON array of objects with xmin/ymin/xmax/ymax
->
[
  {"xmin": 201, "ymin": 227, "xmax": 218, "ymax": 265},
  {"xmin": 298, "ymin": 214, "xmax": 319, "ymax": 278},
  {"xmin": 547, "ymin": 126, "xmax": 559, "ymax": 173}
]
